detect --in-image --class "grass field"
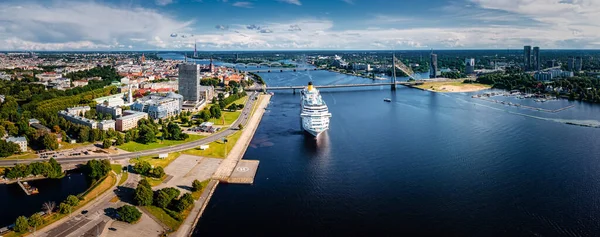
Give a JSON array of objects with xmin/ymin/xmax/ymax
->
[
  {"xmin": 2, "ymin": 152, "xmax": 38, "ymax": 160},
  {"xmin": 118, "ymin": 172, "xmax": 129, "ymax": 186},
  {"xmin": 81, "ymin": 173, "xmax": 117, "ymax": 202},
  {"xmin": 130, "ymin": 152, "xmax": 181, "ymax": 168},
  {"xmin": 58, "ymin": 141, "xmax": 92, "ymax": 150},
  {"xmin": 111, "ymin": 164, "xmax": 122, "ymax": 174},
  {"xmin": 182, "ymin": 131, "xmax": 243, "ymax": 159},
  {"xmin": 208, "ymin": 111, "xmax": 241, "ymax": 126},
  {"xmin": 118, "ymin": 134, "xmax": 204, "ymax": 152},
  {"xmin": 415, "ymin": 80, "xmax": 491, "ymax": 93},
  {"xmin": 143, "ymin": 206, "xmax": 181, "ymax": 231}
]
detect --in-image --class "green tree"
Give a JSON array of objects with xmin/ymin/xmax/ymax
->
[
  {"xmin": 115, "ymin": 133, "xmax": 124, "ymax": 145},
  {"xmin": 28, "ymin": 213, "xmax": 44, "ymax": 228},
  {"xmin": 134, "ymin": 179, "xmax": 153, "ymax": 206},
  {"xmin": 154, "ymin": 187, "xmax": 180, "ymax": 208},
  {"xmin": 102, "ymin": 139, "xmax": 112, "ymax": 149},
  {"xmin": 83, "ymin": 159, "xmax": 111, "ymax": 180},
  {"xmin": 116, "ymin": 205, "xmax": 142, "ymax": 223},
  {"xmin": 42, "ymin": 133, "xmax": 59, "ymax": 150},
  {"xmin": 78, "ymin": 126, "xmax": 90, "ymax": 143},
  {"xmin": 65, "ymin": 195, "xmax": 80, "ymax": 206},
  {"xmin": 137, "ymin": 125, "xmax": 156, "ymax": 144},
  {"xmin": 148, "ymin": 166, "xmax": 165, "ymax": 178},
  {"xmin": 238, "ymin": 124, "xmax": 244, "ymax": 130},
  {"xmin": 58, "ymin": 203, "xmax": 72, "ymax": 214},
  {"xmin": 14, "ymin": 216, "xmax": 29, "ymax": 233},
  {"xmin": 132, "ymin": 161, "xmax": 151, "ymax": 175},
  {"xmin": 0, "ymin": 140, "xmax": 20, "ymax": 157},
  {"xmin": 174, "ymin": 193, "xmax": 194, "ymax": 212},
  {"xmin": 192, "ymin": 179, "xmax": 202, "ymax": 192}
]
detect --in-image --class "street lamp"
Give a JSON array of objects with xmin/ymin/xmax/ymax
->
[{"xmin": 223, "ymin": 137, "xmax": 228, "ymax": 158}]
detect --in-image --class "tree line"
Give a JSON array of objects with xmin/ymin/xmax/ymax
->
[{"xmin": 2, "ymin": 158, "xmax": 63, "ymax": 179}]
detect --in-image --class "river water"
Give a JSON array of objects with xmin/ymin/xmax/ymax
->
[
  {"xmin": 189, "ymin": 67, "xmax": 600, "ymax": 236},
  {"xmin": 0, "ymin": 172, "xmax": 90, "ymax": 227}
]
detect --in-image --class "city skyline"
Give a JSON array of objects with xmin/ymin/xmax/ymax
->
[{"xmin": 1, "ymin": 0, "xmax": 600, "ymax": 51}]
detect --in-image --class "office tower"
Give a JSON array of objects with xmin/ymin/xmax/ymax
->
[
  {"xmin": 524, "ymin": 46, "xmax": 532, "ymax": 71},
  {"xmin": 178, "ymin": 64, "xmax": 200, "ymax": 102},
  {"xmin": 533, "ymin": 47, "xmax": 540, "ymax": 71},
  {"xmin": 465, "ymin": 58, "xmax": 475, "ymax": 74},
  {"xmin": 430, "ymin": 53, "xmax": 438, "ymax": 78},
  {"xmin": 567, "ymin": 57, "xmax": 575, "ymax": 71},
  {"xmin": 575, "ymin": 56, "xmax": 583, "ymax": 71}
]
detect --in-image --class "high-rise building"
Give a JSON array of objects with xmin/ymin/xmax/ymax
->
[
  {"xmin": 575, "ymin": 57, "xmax": 583, "ymax": 71},
  {"xmin": 430, "ymin": 53, "xmax": 438, "ymax": 78},
  {"xmin": 546, "ymin": 60, "xmax": 556, "ymax": 68},
  {"xmin": 193, "ymin": 42, "xmax": 198, "ymax": 58},
  {"xmin": 465, "ymin": 58, "xmax": 475, "ymax": 74},
  {"xmin": 178, "ymin": 63, "xmax": 200, "ymax": 103},
  {"xmin": 524, "ymin": 46, "xmax": 532, "ymax": 71},
  {"xmin": 567, "ymin": 57, "xmax": 575, "ymax": 71},
  {"xmin": 533, "ymin": 47, "xmax": 540, "ymax": 71}
]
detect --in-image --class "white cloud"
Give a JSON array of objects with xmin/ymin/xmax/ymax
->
[
  {"xmin": 0, "ymin": 1, "xmax": 193, "ymax": 50},
  {"xmin": 155, "ymin": 0, "xmax": 174, "ymax": 6},
  {"xmin": 278, "ymin": 0, "xmax": 302, "ymax": 6},
  {"xmin": 232, "ymin": 1, "xmax": 253, "ymax": 8}
]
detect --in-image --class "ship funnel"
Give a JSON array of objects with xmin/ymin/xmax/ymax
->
[{"xmin": 308, "ymin": 81, "xmax": 313, "ymax": 91}]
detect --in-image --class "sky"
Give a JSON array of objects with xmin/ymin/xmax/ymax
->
[{"xmin": 1, "ymin": 0, "xmax": 599, "ymax": 51}]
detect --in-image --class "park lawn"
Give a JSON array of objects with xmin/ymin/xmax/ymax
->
[
  {"xmin": 58, "ymin": 141, "xmax": 92, "ymax": 151},
  {"xmin": 2, "ymin": 152, "xmax": 38, "ymax": 160},
  {"xmin": 80, "ymin": 172, "xmax": 117, "ymax": 202},
  {"xmin": 130, "ymin": 152, "xmax": 181, "ymax": 168},
  {"xmin": 118, "ymin": 172, "xmax": 129, "ymax": 186},
  {"xmin": 145, "ymin": 177, "xmax": 165, "ymax": 187},
  {"xmin": 111, "ymin": 164, "xmax": 122, "ymax": 174},
  {"xmin": 231, "ymin": 96, "xmax": 248, "ymax": 106},
  {"xmin": 118, "ymin": 134, "xmax": 205, "ymax": 152},
  {"xmin": 182, "ymin": 130, "xmax": 243, "ymax": 159},
  {"xmin": 208, "ymin": 110, "xmax": 241, "ymax": 126},
  {"xmin": 143, "ymin": 206, "xmax": 181, "ymax": 231},
  {"xmin": 191, "ymin": 179, "xmax": 212, "ymax": 200}
]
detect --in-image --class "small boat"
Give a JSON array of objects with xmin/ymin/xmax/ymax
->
[{"xmin": 384, "ymin": 98, "xmax": 392, "ymax": 102}]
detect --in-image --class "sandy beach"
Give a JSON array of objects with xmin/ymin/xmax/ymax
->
[{"xmin": 416, "ymin": 79, "xmax": 491, "ymax": 93}]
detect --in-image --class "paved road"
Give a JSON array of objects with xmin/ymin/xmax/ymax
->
[{"xmin": 0, "ymin": 92, "xmax": 260, "ymax": 167}]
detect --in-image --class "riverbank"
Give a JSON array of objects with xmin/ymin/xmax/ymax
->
[
  {"xmin": 176, "ymin": 94, "xmax": 271, "ymax": 237},
  {"xmin": 415, "ymin": 79, "xmax": 491, "ymax": 92}
]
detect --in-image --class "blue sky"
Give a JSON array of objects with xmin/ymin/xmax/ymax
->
[{"xmin": 0, "ymin": 0, "xmax": 598, "ymax": 50}]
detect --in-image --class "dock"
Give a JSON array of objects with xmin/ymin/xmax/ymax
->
[
  {"xmin": 17, "ymin": 180, "xmax": 39, "ymax": 195},
  {"xmin": 227, "ymin": 160, "xmax": 260, "ymax": 184}
]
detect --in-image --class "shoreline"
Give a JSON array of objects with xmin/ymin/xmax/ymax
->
[{"xmin": 179, "ymin": 94, "xmax": 272, "ymax": 237}]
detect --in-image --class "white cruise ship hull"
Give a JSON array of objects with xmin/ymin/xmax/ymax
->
[{"xmin": 301, "ymin": 117, "xmax": 328, "ymax": 137}]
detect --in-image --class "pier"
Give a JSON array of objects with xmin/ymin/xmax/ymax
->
[
  {"xmin": 17, "ymin": 180, "xmax": 38, "ymax": 195},
  {"xmin": 228, "ymin": 160, "xmax": 260, "ymax": 184}
]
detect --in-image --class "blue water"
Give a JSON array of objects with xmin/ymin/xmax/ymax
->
[
  {"xmin": 188, "ymin": 60, "xmax": 600, "ymax": 236},
  {"xmin": 0, "ymin": 172, "xmax": 90, "ymax": 227}
]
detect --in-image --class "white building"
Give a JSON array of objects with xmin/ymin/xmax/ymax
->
[
  {"xmin": 98, "ymin": 120, "xmax": 116, "ymax": 131},
  {"xmin": 6, "ymin": 136, "xmax": 27, "ymax": 152},
  {"xmin": 66, "ymin": 106, "xmax": 91, "ymax": 117},
  {"xmin": 96, "ymin": 103, "xmax": 123, "ymax": 118}
]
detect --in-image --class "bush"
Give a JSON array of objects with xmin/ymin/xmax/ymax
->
[
  {"xmin": 132, "ymin": 161, "xmax": 151, "ymax": 175},
  {"xmin": 192, "ymin": 179, "xmax": 202, "ymax": 192},
  {"xmin": 117, "ymin": 205, "xmax": 142, "ymax": 223},
  {"xmin": 154, "ymin": 187, "xmax": 180, "ymax": 208},
  {"xmin": 58, "ymin": 203, "xmax": 72, "ymax": 214},
  {"xmin": 163, "ymin": 208, "xmax": 182, "ymax": 221},
  {"xmin": 174, "ymin": 193, "xmax": 194, "ymax": 212},
  {"xmin": 14, "ymin": 216, "xmax": 28, "ymax": 233},
  {"xmin": 65, "ymin": 195, "xmax": 80, "ymax": 206}
]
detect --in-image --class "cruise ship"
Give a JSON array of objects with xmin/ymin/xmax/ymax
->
[{"xmin": 301, "ymin": 82, "xmax": 331, "ymax": 137}]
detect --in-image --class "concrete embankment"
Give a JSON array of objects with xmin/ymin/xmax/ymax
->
[
  {"xmin": 177, "ymin": 94, "xmax": 272, "ymax": 237},
  {"xmin": 212, "ymin": 94, "xmax": 271, "ymax": 181}
]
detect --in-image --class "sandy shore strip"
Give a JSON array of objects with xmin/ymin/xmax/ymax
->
[{"xmin": 415, "ymin": 79, "xmax": 491, "ymax": 93}]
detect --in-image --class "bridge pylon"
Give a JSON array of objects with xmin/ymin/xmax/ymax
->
[{"xmin": 391, "ymin": 52, "xmax": 397, "ymax": 91}]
